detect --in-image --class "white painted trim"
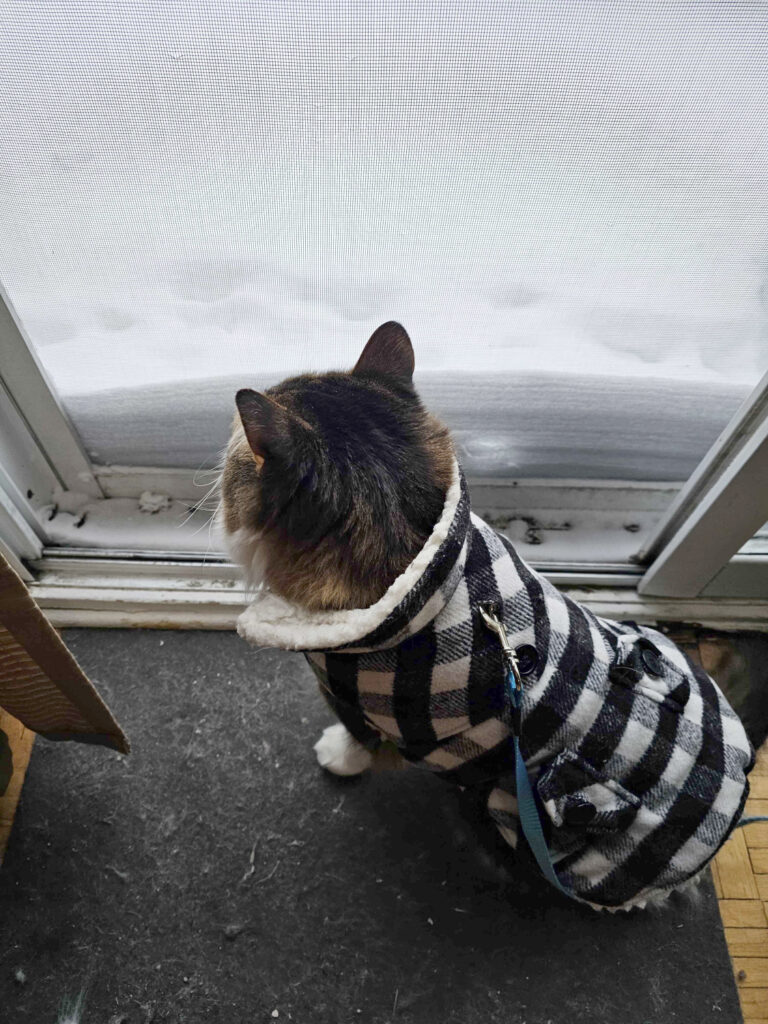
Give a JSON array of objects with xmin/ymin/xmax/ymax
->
[
  {"xmin": 28, "ymin": 564, "xmax": 768, "ymax": 633},
  {"xmin": 45, "ymin": 607, "xmax": 240, "ymax": 630},
  {"xmin": 0, "ymin": 368, "xmax": 60, "ymax": 566},
  {"xmin": 0, "ymin": 375, "xmax": 61, "ymax": 508},
  {"xmin": 0, "ymin": 477, "xmax": 44, "ymax": 563},
  {"xmin": 0, "ymin": 464, "xmax": 46, "ymax": 550},
  {"xmin": 30, "ymin": 565, "xmax": 248, "ymax": 630},
  {"xmin": 568, "ymin": 589, "xmax": 768, "ymax": 633},
  {"xmin": 29, "ymin": 556, "xmax": 642, "ymax": 588},
  {"xmin": 0, "ymin": 534, "xmax": 34, "ymax": 582},
  {"xmin": 95, "ymin": 463, "xmax": 681, "ymax": 509},
  {"xmin": 0, "ymin": 283, "xmax": 102, "ymax": 497},
  {"xmin": 638, "ymin": 370, "xmax": 768, "ymax": 563},
  {"xmin": 22, "ymin": 475, "xmax": 679, "ymax": 571},
  {"xmin": 639, "ymin": 371, "xmax": 768, "ymax": 598},
  {"xmin": 32, "ymin": 554, "xmax": 239, "ymax": 577}
]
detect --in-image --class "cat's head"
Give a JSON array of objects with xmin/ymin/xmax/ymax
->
[{"xmin": 220, "ymin": 322, "xmax": 453, "ymax": 611}]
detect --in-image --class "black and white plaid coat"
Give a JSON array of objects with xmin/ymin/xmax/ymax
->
[{"xmin": 238, "ymin": 462, "xmax": 754, "ymax": 910}]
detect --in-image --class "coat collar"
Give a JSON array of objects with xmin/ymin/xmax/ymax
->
[{"xmin": 237, "ymin": 460, "xmax": 471, "ymax": 652}]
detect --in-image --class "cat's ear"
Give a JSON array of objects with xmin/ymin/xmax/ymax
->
[
  {"xmin": 235, "ymin": 389, "xmax": 309, "ymax": 467},
  {"xmin": 353, "ymin": 321, "xmax": 415, "ymax": 381}
]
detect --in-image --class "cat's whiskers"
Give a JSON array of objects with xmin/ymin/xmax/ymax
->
[
  {"xmin": 224, "ymin": 524, "xmax": 267, "ymax": 593},
  {"xmin": 178, "ymin": 451, "xmax": 227, "ymax": 530}
]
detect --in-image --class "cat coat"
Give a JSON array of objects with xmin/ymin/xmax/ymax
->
[{"xmin": 238, "ymin": 461, "xmax": 754, "ymax": 910}]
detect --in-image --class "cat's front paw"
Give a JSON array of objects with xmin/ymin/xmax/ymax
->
[{"xmin": 314, "ymin": 723, "xmax": 374, "ymax": 776}]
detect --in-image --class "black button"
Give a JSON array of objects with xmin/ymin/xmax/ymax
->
[
  {"xmin": 609, "ymin": 665, "xmax": 637, "ymax": 687},
  {"xmin": 515, "ymin": 644, "xmax": 539, "ymax": 676},
  {"xmin": 564, "ymin": 799, "xmax": 597, "ymax": 826},
  {"xmin": 641, "ymin": 647, "xmax": 664, "ymax": 678}
]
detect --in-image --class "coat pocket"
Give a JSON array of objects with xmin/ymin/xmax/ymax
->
[
  {"xmin": 609, "ymin": 631, "xmax": 691, "ymax": 711},
  {"xmin": 536, "ymin": 750, "xmax": 641, "ymax": 835}
]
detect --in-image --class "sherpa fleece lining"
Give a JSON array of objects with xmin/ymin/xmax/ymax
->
[{"xmin": 237, "ymin": 460, "xmax": 462, "ymax": 651}]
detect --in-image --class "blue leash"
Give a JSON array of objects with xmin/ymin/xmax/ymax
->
[
  {"xmin": 480, "ymin": 603, "xmax": 570, "ymax": 897},
  {"xmin": 506, "ymin": 665, "xmax": 571, "ymax": 896}
]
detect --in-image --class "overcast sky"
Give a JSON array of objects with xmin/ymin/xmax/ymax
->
[{"xmin": 1, "ymin": 1, "xmax": 767, "ymax": 396}]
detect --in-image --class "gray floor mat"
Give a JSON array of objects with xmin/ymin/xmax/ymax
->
[{"xmin": 0, "ymin": 629, "xmax": 742, "ymax": 1024}]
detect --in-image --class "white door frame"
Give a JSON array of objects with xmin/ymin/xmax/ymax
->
[
  {"xmin": 0, "ymin": 285, "xmax": 102, "ymax": 499},
  {"xmin": 638, "ymin": 371, "xmax": 768, "ymax": 598}
]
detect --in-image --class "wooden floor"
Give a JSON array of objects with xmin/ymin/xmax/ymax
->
[
  {"xmin": 1, "ymin": 707, "xmax": 767, "ymax": 1022},
  {"xmin": 0, "ymin": 709, "xmax": 35, "ymax": 864},
  {"xmin": 712, "ymin": 741, "xmax": 768, "ymax": 1024}
]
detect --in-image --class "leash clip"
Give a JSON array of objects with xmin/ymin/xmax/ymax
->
[{"xmin": 479, "ymin": 602, "xmax": 522, "ymax": 695}]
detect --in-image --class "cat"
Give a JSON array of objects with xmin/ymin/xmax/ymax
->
[
  {"xmin": 220, "ymin": 322, "xmax": 754, "ymax": 910},
  {"xmin": 220, "ymin": 321, "xmax": 450, "ymax": 774}
]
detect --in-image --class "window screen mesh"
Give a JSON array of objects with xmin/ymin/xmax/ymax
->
[{"xmin": 0, "ymin": 2, "xmax": 766, "ymax": 476}]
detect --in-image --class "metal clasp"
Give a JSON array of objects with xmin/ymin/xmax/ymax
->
[{"xmin": 479, "ymin": 602, "xmax": 522, "ymax": 694}]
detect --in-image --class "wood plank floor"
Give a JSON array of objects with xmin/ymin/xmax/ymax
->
[
  {"xmin": 0, "ymin": 709, "xmax": 35, "ymax": 864},
  {"xmin": 713, "ymin": 741, "xmax": 768, "ymax": 1024}
]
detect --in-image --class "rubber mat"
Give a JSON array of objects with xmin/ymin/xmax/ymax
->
[{"xmin": 0, "ymin": 629, "xmax": 742, "ymax": 1024}]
